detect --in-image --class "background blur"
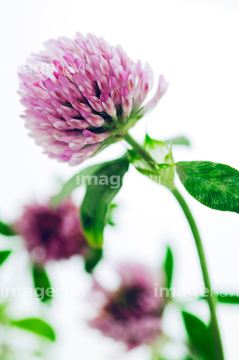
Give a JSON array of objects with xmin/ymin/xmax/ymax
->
[{"xmin": 0, "ymin": 0, "xmax": 239, "ymax": 359}]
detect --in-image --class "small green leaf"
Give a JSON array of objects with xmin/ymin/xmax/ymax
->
[
  {"xmin": 0, "ymin": 221, "xmax": 16, "ymax": 236},
  {"xmin": 182, "ymin": 311, "xmax": 215, "ymax": 360},
  {"xmin": 176, "ymin": 161, "xmax": 239, "ymax": 213},
  {"xmin": 32, "ymin": 264, "xmax": 52, "ymax": 303},
  {"xmin": 0, "ymin": 250, "xmax": 11, "ymax": 266},
  {"xmin": 165, "ymin": 135, "xmax": 190, "ymax": 147},
  {"xmin": 107, "ymin": 203, "xmax": 118, "ymax": 226},
  {"xmin": 84, "ymin": 247, "xmax": 103, "ymax": 274},
  {"xmin": 11, "ymin": 318, "xmax": 56, "ymax": 341},
  {"xmin": 163, "ymin": 247, "xmax": 174, "ymax": 288},
  {"xmin": 81, "ymin": 155, "xmax": 129, "ymax": 247},
  {"xmin": 51, "ymin": 163, "xmax": 104, "ymax": 207}
]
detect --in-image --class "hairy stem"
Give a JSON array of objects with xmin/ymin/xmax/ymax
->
[{"xmin": 125, "ymin": 132, "xmax": 224, "ymax": 360}]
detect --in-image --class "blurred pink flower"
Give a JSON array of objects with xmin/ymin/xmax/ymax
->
[
  {"xmin": 15, "ymin": 198, "xmax": 87, "ymax": 263},
  {"xmin": 19, "ymin": 33, "xmax": 168, "ymax": 165},
  {"xmin": 89, "ymin": 262, "xmax": 164, "ymax": 350}
]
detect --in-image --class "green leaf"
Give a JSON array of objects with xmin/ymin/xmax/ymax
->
[
  {"xmin": 176, "ymin": 161, "xmax": 239, "ymax": 213},
  {"xmin": 11, "ymin": 318, "xmax": 56, "ymax": 341},
  {"xmin": 84, "ymin": 247, "xmax": 103, "ymax": 274},
  {"xmin": 163, "ymin": 247, "xmax": 174, "ymax": 288},
  {"xmin": 32, "ymin": 264, "xmax": 52, "ymax": 303},
  {"xmin": 0, "ymin": 250, "xmax": 11, "ymax": 266},
  {"xmin": 153, "ymin": 357, "xmax": 193, "ymax": 360},
  {"xmin": 182, "ymin": 311, "xmax": 215, "ymax": 360},
  {"xmin": 0, "ymin": 221, "xmax": 16, "ymax": 236},
  {"xmin": 165, "ymin": 135, "xmax": 190, "ymax": 147},
  {"xmin": 217, "ymin": 294, "xmax": 239, "ymax": 304},
  {"xmin": 51, "ymin": 163, "xmax": 104, "ymax": 207},
  {"xmin": 107, "ymin": 203, "xmax": 118, "ymax": 226},
  {"xmin": 199, "ymin": 293, "xmax": 239, "ymax": 304},
  {"xmin": 81, "ymin": 155, "xmax": 129, "ymax": 247}
]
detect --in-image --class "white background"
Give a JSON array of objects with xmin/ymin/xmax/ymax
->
[{"xmin": 0, "ymin": 0, "xmax": 239, "ymax": 359}]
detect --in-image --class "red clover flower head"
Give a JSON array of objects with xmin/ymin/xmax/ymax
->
[
  {"xmin": 89, "ymin": 262, "xmax": 164, "ymax": 350},
  {"xmin": 15, "ymin": 198, "xmax": 87, "ymax": 263},
  {"xmin": 19, "ymin": 33, "xmax": 168, "ymax": 165}
]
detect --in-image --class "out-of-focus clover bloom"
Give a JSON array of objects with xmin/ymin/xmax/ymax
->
[
  {"xmin": 15, "ymin": 198, "xmax": 87, "ymax": 263},
  {"xmin": 89, "ymin": 262, "xmax": 164, "ymax": 350},
  {"xmin": 19, "ymin": 33, "xmax": 168, "ymax": 165}
]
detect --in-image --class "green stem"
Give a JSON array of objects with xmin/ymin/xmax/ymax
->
[
  {"xmin": 171, "ymin": 188, "xmax": 224, "ymax": 360},
  {"xmin": 124, "ymin": 132, "xmax": 156, "ymax": 166},
  {"xmin": 124, "ymin": 132, "xmax": 224, "ymax": 360}
]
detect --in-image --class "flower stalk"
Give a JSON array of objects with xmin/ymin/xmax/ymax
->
[
  {"xmin": 124, "ymin": 132, "xmax": 157, "ymax": 167},
  {"xmin": 171, "ymin": 187, "xmax": 224, "ymax": 360},
  {"xmin": 124, "ymin": 133, "xmax": 225, "ymax": 360}
]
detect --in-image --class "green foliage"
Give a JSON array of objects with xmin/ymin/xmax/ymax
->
[
  {"xmin": 163, "ymin": 247, "xmax": 174, "ymax": 288},
  {"xmin": 127, "ymin": 148, "xmax": 150, "ymax": 169},
  {"xmin": 165, "ymin": 135, "xmax": 190, "ymax": 147},
  {"xmin": 176, "ymin": 161, "xmax": 239, "ymax": 213},
  {"xmin": 217, "ymin": 293, "xmax": 239, "ymax": 304},
  {"xmin": 182, "ymin": 311, "xmax": 215, "ymax": 360},
  {"xmin": 32, "ymin": 264, "xmax": 52, "ymax": 303},
  {"xmin": 144, "ymin": 134, "xmax": 173, "ymax": 164},
  {"xmin": 81, "ymin": 155, "xmax": 129, "ymax": 247},
  {"xmin": 84, "ymin": 247, "xmax": 103, "ymax": 274},
  {"xmin": 11, "ymin": 318, "xmax": 56, "ymax": 341},
  {"xmin": 51, "ymin": 163, "xmax": 104, "ymax": 207},
  {"xmin": 201, "ymin": 292, "xmax": 239, "ymax": 304},
  {"xmin": 107, "ymin": 203, "xmax": 117, "ymax": 226},
  {"xmin": 0, "ymin": 250, "xmax": 11, "ymax": 266},
  {"xmin": 128, "ymin": 134, "xmax": 175, "ymax": 188},
  {"xmin": 0, "ymin": 221, "xmax": 16, "ymax": 236},
  {"xmin": 157, "ymin": 358, "xmax": 193, "ymax": 360}
]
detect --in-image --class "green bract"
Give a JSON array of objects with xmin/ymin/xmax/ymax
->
[{"xmin": 128, "ymin": 134, "xmax": 175, "ymax": 188}]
